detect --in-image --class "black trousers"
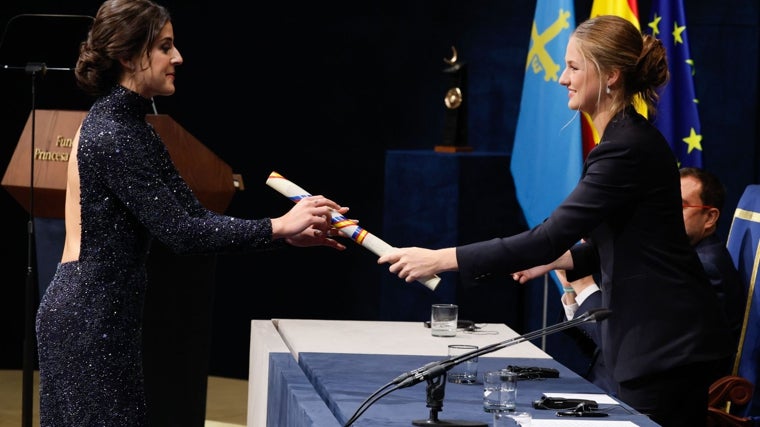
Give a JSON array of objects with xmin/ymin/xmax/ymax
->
[{"xmin": 618, "ymin": 358, "xmax": 727, "ymax": 427}]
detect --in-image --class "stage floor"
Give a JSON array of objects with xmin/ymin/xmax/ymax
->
[{"xmin": 0, "ymin": 369, "xmax": 247, "ymax": 427}]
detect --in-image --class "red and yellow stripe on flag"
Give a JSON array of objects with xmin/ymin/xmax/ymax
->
[
  {"xmin": 581, "ymin": 0, "xmax": 642, "ymax": 158},
  {"xmin": 590, "ymin": 0, "xmax": 639, "ymax": 27}
]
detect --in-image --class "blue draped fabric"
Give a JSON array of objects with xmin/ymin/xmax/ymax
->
[
  {"xmin": 286, "ymin": 352, "xmax": 661, "ymax": 426},
  {"xmin": 267, "ymin": 353, "xmax": 342, "ymax": 427},
  {"xmin": 726, "ymin": 184, "xmax": 760, "ymax": 419}
]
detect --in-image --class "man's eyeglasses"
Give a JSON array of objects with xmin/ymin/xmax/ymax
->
[{"xmin": 682, "ymin": 204, "xmax": 715, "ymax": 210}]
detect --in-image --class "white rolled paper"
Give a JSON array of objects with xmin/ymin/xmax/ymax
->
[{"xmin": 266, "ymin": 171, "xmax": 440, "ymax": 291}]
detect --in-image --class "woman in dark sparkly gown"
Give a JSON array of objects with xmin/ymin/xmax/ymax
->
[{"xmin": 34, "ymin": 1, "xmax": 347, "ymax": 425}]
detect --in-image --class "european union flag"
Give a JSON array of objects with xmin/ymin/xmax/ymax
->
[
  {"xmin": 647, "ymin": 0, "xmax": 703, "ymax": 168},
  {"xmin": 510, "ymin": 0, "xmax": 582, "ymax": 230}
]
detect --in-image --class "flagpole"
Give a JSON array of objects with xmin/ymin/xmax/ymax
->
[{"xmin": 542, "ymin": 273, "xmax": 548, "ymax": 351}]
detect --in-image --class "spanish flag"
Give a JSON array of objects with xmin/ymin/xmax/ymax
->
[
  {"xmin": 590, "ymin": 0, "xmax": 640, "ymax": 26},
  {"xmin": 581, "ymin": 0, "xmax": 642, "ymax": 159}
]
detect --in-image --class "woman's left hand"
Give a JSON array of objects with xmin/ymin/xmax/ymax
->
[{"xmin": 285, "ymin": 225, "xmax": 348, "ymax": 250}]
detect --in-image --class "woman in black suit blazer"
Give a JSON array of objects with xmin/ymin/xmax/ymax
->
[{"xmin": 379, "ymin": 15, "xmax": 734, "ymax": 427}]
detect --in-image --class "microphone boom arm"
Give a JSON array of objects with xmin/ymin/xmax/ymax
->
[{"xmin": 344, "ymin": 308, "xmax": 611, "ymax": 426}]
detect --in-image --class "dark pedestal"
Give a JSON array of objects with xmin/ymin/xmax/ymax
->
[
  {"xmin": 143, "ymin": 243, "xmax": 216, "ymax": 427},
  {"xmin": 380, "ymin": 150, "xmax": 528, "ymax": 325}
]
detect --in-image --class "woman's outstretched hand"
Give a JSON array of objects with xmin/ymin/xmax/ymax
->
[
  {"xmin": 271, "ymin": 195, "xmax": 350, "ymax": 250},
  {"xmin": 378, "ymin": 247, "xmax": 457, "ymax": 283}
]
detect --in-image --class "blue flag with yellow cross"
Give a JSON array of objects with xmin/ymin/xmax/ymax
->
[{"xmin": 510, "ymin": 0, "xmax": 581, "ymax": 230}]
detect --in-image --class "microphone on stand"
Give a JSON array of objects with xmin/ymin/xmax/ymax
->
[
  {"xmin": 343, "ymin": 308, "xmax": 612, "ymax": 427},
  {"xmin": 397, "ymin": 363, "xmax": 448, "ymax": 389},
  {"xmin": 391, "ymin": 360, "xmax": 441, "ymax": 385}
]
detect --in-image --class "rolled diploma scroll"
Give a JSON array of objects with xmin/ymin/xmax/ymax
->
[{"xmin": 266, "ymin": 171, "xmax": 440, "ymax": 291}]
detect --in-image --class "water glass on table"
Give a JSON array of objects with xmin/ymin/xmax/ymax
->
[
  {"xmin": 494, "ymin": 411, "xmax": 532, "ymax": 427},
  {"xmin": 446, "ymin": 344, "xmax": 478, "ymax": 384},
  {"xmin": 430, "ymin": 303, "xmax": 458, "ymax": 337},
  {"xmin": 483, "ymin": 369, "xmax": 517, "ymax": 412}
]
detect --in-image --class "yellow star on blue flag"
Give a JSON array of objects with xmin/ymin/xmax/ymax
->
[{"xmin": 647, "ymin": 0, "xmax": 703, "ymax": 167}]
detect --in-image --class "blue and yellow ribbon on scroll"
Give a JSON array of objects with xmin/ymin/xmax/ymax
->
[{"xmin": 266, "ymin": 171, "xmax": 440, "ymax": 291}]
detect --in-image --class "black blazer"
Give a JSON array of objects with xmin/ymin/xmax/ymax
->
[{"xmin": 457, "ymin": 107, "xmax": 734, "ymax": 383}]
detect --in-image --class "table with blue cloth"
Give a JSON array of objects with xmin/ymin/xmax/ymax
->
[{"xmin": 255, "ymin": 319, "xmax": 661, "ymax": 426}]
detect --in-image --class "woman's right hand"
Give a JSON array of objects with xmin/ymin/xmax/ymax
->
[
  {"xmin": 377, "ymin": 247, "xmax": 457, "ymax": 283},
  {"xmin": 270, "ymin": 195, "xmax": 348, "ymax": 240}
]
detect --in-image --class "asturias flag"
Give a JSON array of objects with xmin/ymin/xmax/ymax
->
[
  {"xmin": 510, "ymin": 0, "xmax": 581, "ymax": 231},
  {"xmin": 646, "ymin": 0, "xmax": 703, "ymax": 168}
]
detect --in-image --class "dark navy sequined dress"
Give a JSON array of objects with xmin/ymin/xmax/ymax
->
[{"xmin": 36, "ymin": 85, "xmax": 278, "ymax": 426}]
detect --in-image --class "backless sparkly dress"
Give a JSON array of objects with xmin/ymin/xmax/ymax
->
[{"xmin": 36, "ymin": 85, "xmax": 278, "ymax": 426}]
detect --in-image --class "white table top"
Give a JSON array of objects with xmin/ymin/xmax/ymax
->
[{"xmin": 273, "ymin": 318, "xmax": 551, "ymax": 359}]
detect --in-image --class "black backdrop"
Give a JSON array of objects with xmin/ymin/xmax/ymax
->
[{"xmin": 1, "ymin": 0, "xmax": 758, "ymax": 380}]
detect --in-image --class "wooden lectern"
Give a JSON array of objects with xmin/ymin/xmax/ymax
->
[
  {"xmin": 2, "ymin": 109, "xmax": 242, "ymax": 427},
  {"xmin": 2, "ymin": 109, "xmax": 240, "ymax": 217}
]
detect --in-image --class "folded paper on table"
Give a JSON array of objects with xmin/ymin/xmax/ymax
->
[
  {"xmin": 265, "ymin": 171, "xmax": 440, "ymax": 291},
  {"xmin": 530, "ymin": 420, "xmax": 637, "ymax": 427},
  {"xmin": 542, "ymin": 393, "xmax": 619, "ymax": 405}
]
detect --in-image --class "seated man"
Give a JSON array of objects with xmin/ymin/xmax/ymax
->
[
  {"xmin": 559, "ymin": 167, "xmax": 744, "ymax": 395},
  {"xmin": 680, "ymin": 167, "xmax": 745, "ymax": 343}
]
